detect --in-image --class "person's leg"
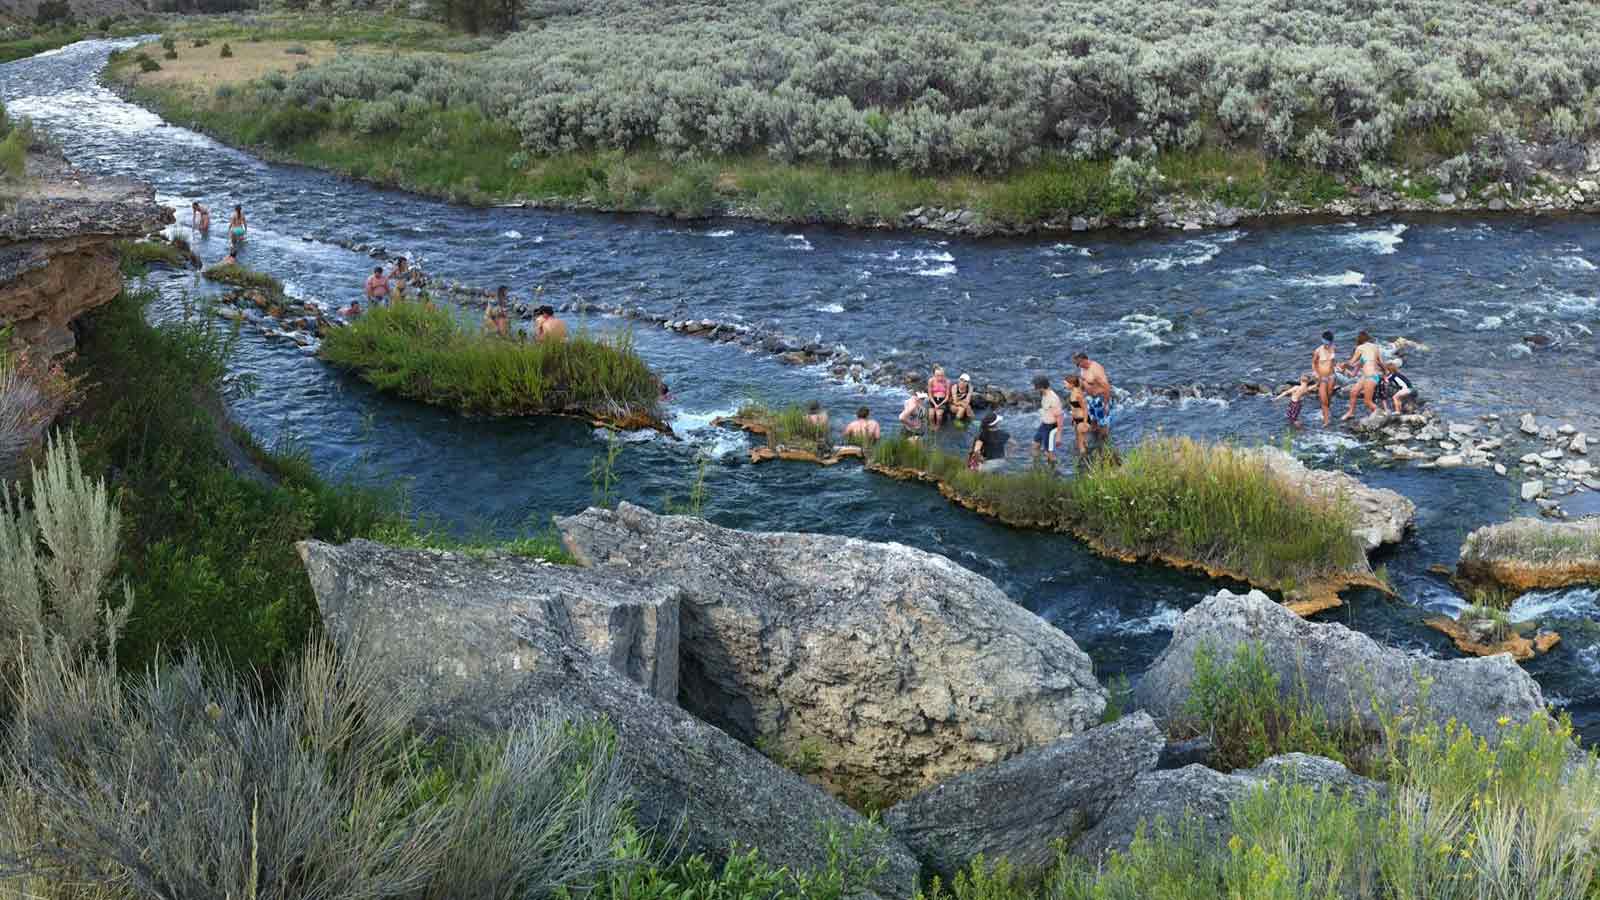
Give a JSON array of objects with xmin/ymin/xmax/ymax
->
[
  {"xmin": 1393, "ymin": 388, "xmax": 1411, "ymax": 413},
  {"xmin": 1318, "ymin": 380, "xmax": 1332, "ymax": 426},
  {"xmin": 1362, "ymin": 378, "xmax": 1378, "ymax": 413},
  {"xmin": 1076, "ymin": 421, "xmax": 1089, "ymax": 455}
]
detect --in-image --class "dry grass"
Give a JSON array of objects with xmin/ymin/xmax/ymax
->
[
  {"xmin": 119, "ymin": 39, "xmax": 338, "ymax": 94},
  {"xmin": 1461, "ymin": 517, "xmax": 1600, "ymax": 566}
]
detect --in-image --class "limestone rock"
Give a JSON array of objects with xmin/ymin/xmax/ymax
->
[
  {"xmin": 1573, "ymin": 433, "xmax": 1589, "ymax": 454},
  {"xmin": 558, "ymin": 503, "xmax": 1105, "ymax": 804},
  {"xmin": 298, "ymin": 539, "xmax": 681, "ymax": 707},
  {"xmin": 299, "ymin": 539, "xmax": 919, "ymax": 898},
  {"xmin": 1251, "ymin": 448, "xmax": 1415, "ymax": 551},
  {"xmin": 1521, "ymin": 413, "xmax": 1540, "ymax": 435},
  {"xmin": 1135, "ymin": 589, "xmax": 1545, "ymax": 744},
  {"xmin": 1457, "ymin": 517, "xmax": 1600, "ymax": 595},
  {"xmin": 884, "ymin": 713, "xmax": 1163, "ymax": 879},
  {"xmin": 1523, "ymin": 480, "xmax": 1546, "ymax": 500},
  {"xmin": 1073, "ymin": 754, "xmax": 1379, "ymax": 862}
]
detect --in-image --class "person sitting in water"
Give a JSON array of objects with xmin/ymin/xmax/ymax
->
[
  {"xmin": 1074, "ymin": 352, "xmax": 1113, "ymax": 440},
  {"xmin": 341, "ymin": 298, "xmax": 363, "ymax": 318},
  {"xmin": 364, "ymin": 266, "xmax": 390, "ymax": 306},
  {"xmin": 968, "ymin": 412, "xmax": 1009, "ymax": 472},
  {"xmin": 926, "ymin": 366, "xmax": 951, "ymax": 427},
  {"xmin": 534, "ymin": 305, "xmax": 567, "ymax": 342},
  {"xmin": 1064, "ymin": 373, "xmax": 1090, "ymax": 456},
  {"xmin": 842, "ymin": 406, "xmax": 881, "ymax": 446},
  {"xmin": 1385, "ymin": 361, "xmax": 1417, "ymax": 413},
  {"xmin": 949, "ymin": 373, "xmax": 975, "ymax": 422},
  {"xmin": 899, "ymin": 392, "xmax": 927, "ymax": 438},
  {"xmin": 191, "ymin": 201, "xmax": 210, "ymax": 234},
  {"xmin": 1031, "ymin": 375, "xmax": 1063, "ymax": 464},
  {"xmin": 805, "ymin": 400, "xmax": 829, "ymax": 431},
  {"xmin": 1275, "ymin": 374, "xmax": 1316, "ymax": 429}
]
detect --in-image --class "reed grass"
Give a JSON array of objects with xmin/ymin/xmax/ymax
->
[
  {"xmin": 318, "ymin": 302, "xmax": 661, "ymax": 420},
  {"xmin": 869, "ymin": 435, "xmax": 1364, "ymax": 588},
  {"xmin": 117, "ymin": 238, "xmax": 194, "ymax": 275},
  {"xmin": 736, "ymin": 402, "xmax": 832, "ymax": 455},
  {"xmin": 202, "ymin": 261, "xmax": 284, "ymax": 294}
]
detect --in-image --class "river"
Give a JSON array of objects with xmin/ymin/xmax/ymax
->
[{"xmin": 6, "ymin": 39, "xmax": 1600, "ymax": 738}]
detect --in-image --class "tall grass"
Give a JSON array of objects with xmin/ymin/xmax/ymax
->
[
  {"xmin": 202, "ymin": 261, "xmax": 285, "ymax": 294},
  {"xmin": 319, "ymin": 302, "xmax": 661, "ymax": 421},
  {"xmin": 869, "ymin": 435, "xmax": 1364, "ymax": 588},
  {"xmin": 736, "ymin": 402, "xmax": 832, "ymax": 455}
]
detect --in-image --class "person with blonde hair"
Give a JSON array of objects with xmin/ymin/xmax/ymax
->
[{"xmin": 926, "ymin": 366, "xmax": 951, "ymax": 427}]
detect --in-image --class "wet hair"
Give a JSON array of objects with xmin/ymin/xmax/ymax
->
[
  {"xmin": 1032, "ymin": 375, "xmax": 1050, "ymax": 390},
  {"xmin": 1322, "ymin": 330, "xmax": 1334, "ymax": 343},
  {"xmin": 234, "ymin": 205, "xmax": 242, "ymax": 213},
  {"xmin": 373, "ymin": 266, "xmax": 383, "ymax": 275},
  {"xmin": 396, "ymin": 257, "xmax": 408, "ymax": 265},
  {"xmin": 1356, "ymin": 330, "xmax": 1373, "ymax": 345},
  {"xmin": 807, "ymin": 400, "xmax": 821, "ymax": 413},
  {"xmin": 1072, "ymin": 351, "xmax": 1089, "ymax": 362},
  {"xmin": 496, "ymin": 285, "xmax": 508, "ymax": 299},
  {"xmin": 856, "ymin": 406, "xmax": 870, "ymax": 419},
  {"xmin": 1065, "ymin": 374, "xmax": 1081, "ymax": 386}
]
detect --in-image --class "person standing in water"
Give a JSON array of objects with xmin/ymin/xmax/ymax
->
[
  {"xmin": 949, "ymin": 373, "xmax": 975, "ymax": 422},
  {"xmin": 484, "ymin": 286, "xmax": 511, "ymax": 337},
  {"xmin": 190, "ymin": 201, "xmax": 210, "ymax": 234},
  {"xmin": 1276, "ymin": 374, "xmax": 1315, "ymax": 429},
  {"xmin": 843, "ymin": 407, "xmax": 881, "ymax": 445},
  {"xmin": 1341, "ymin": 330, "xmax": 1386, "ymax": 421},
  {"xmin": 1064, "ymin": 373, "xmax": 1090, "ymax": 456},
  {"xmin": 1312, "ymin": 330, "xmax": 1339, "ymax": 426},
  {"xmin": 364, "ymin": 266, "xmax": 390, "ymax": 306},
  {"xmin": 534, "ymin": 305, "xmax": 568, "ymax": 342},
  {"xmin": 228, "ymin": 205, "xmax": 247, "ymax": 249},
  {"xmin": 1074, "ymin": 352, "xmax": 1113, "ymax": 440},
  {"xmin": 1032, "ymin": 375, "xmax": 1063, "ymax": 465},
  {"xmin": 926, "ymin": 366, "xmax": 951, "ymax": 428},
  {"xmin": 805, "ymin": 400, "xmax": 829, "ymax": 431},
  {"xmin": 899, "ymin": 393, "xmax": 927, "ymax": 438}
]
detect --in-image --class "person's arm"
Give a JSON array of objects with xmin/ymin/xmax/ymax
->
[{"xmin": 1274, "ymin": 386, "xmax": 1294, "ymax": 400}]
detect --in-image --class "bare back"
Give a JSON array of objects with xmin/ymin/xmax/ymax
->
[{"xmin": 1080, "ymin": 361, "xmax": 1111, "ymax": 399}]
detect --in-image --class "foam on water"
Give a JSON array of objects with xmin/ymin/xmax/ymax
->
[
  {"xmin": 913, "ymin": 263, "xmax": 958, "ymax": 277},
  {"xmin": 500, "ymin": 230, "xmax": 522, "ymax": 239},
  {"xmin": 1475, "ymin": 315, "xmax": 1505, "ymax": 330},
  {"xmin": 1339, "ymin": 222, "xmax": 1407, "ymax": 255},
  {"xmin": 674, "ymin": 405, "xmax": 755, "ymax": 458},
  {"xmin": 1508, "ymin": 587, "xmax": 1600, "ymax": 623},
  {"xmin": 1288, "ymin": 270, "xmax": 1366, "ymax": 287},
  {"xmin": 1131, "ymin": 239, "xmax": 1221, "ymax": 272},
  {"xmin": 706, "ymin": 229, "xmax": 735, "ymax": 238},
  {"xmin": 1046, "ymin": 242, "xmax": 1093, "ymax": 258},
  {"xmin": 1113, "ymin": 604, "xmax": 1184, "ymax": 636},
  {"xmin": 785, "ymin": 234, "xmax": 814, "ymax": 251},
  {"xmin": 1556, "ymin": 255, "xmax": 1597, "ymax": 272},
  {"xmin": 1119, "ymin": 313, "xmax": 1175, "ymax": 348},
  {"xmin": 814, "ymin": 302, "xmax": 845, "ymax": 313}
]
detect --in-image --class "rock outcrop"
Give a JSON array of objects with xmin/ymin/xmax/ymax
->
[
  {"xmin": 1252, "ymin": 447, "xmax": 1416, "ymax": 552},
  {"xmin": 299, "ymin": 539, "xmax": 681, "ymax": 706},
  {"xmin": 298, "ymin": 538, "xmax": 920, "ymax": 898},
  {"xmin": 1, "ymin": 149, "xmax": 171, "ymax": 357},
  {"xmin": 1456, "ymin": 516, "xmax": 1600, "ymax": 596},
  {"xmin": 1136, "ymin": 589, "xmax": 1545, "ymax": 744},
  {"xmin": 1073, "ymin": 754, "xmax": 1382, "ymax": 862},
  {"xmin": 558, "ymin": 503, "xmax": 1105, "ymax": 805},
  {"xmin": 884, "ymin": 712, "xmax": 1163, "ymax": 880}
]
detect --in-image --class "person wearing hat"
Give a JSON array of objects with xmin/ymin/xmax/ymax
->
[
  {"xmin": 968, "ymin": 412, "xmax": 1010, "ymax": 472},
  {"xmin": 949, "ymin": 372, "xmax": 975, "ymax": 422},
  {"xmin": 534, "ymin": 304, "xmax": 567, "ymax": 343}
]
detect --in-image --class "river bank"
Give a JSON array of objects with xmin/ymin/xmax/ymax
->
[{"xmin": 99, "ymin": 26, "xmax": 1600, "ymax": 238}]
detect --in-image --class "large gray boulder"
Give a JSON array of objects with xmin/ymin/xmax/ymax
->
[
  {"xmin": 1073, "ymin": 754, "xmax": 1381, "ymax": 863},
  {"xmin": 1136, "ymin": 589, "xmax": 1545, "ymax": 743},
  {"xmin": 299, "ymin": 539, "xmax": 681, "ymax": 707},
  {"xmin": 884, "ymin": 712, "xmax": 1163, "ymax": 880},
  {"xmin": 558, "ymin": 503, "xmax": 1105, "ymax": 804},
  {"xmin": 1251, "ymin": 448, "xmax": 1415, "ymax": 552},
  {"xmin": 299, "ymin": 539, "xmax": 919, "ymax": 899}
]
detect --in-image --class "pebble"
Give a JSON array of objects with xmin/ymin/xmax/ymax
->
[
  {"xmin": 1559, "ymin": 423, "xmax": 1577, "ymax": 435},
  {"xmin": 1436, "ymin": 454, "xmax": 1465, "ymax": 468},
  {"xmin": 1495, "ymin": 463, "xmax": 1508, "ymax": 476},
  {"xmin": 1573, "ymin": 433, "xmax": 1589, "ymax": 454},
  {"xmin": 1542, "ymin": 448, "xmax": 1565, "ymax": 460},
  {"xmin": 1521, "ymin": 453, "xmax": 1543, "ymax": 464},
  {"xmin": 1540, "ymin": 425, "xmax": 1559, "ymax": 441},
  {"xmin": 1522, "ymin": 480, "xmax": 1546, "ymax": 501},
  {"xmin": 1520, "ymin": 413, "xmax": 1539, "ymax": 435}
]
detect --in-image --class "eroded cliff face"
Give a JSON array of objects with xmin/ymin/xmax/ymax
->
[{"xmin": 1, "ymin": 150, "xmax": 171, "ymax": 357}]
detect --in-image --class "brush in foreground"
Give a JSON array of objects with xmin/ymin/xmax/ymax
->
[
  {"xmin": 869, "ymin": 435, "xmax": 1366, "ymax": 592},
  {"xmin": 318, "ymin": 302, "xmax": 662, "ymax": 423}
]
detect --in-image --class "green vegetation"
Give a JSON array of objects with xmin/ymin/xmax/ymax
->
[
  {"xmin": 117, "ymin": 238, "xmax": 196, "ymax": 275},
  {"xmin": 202, "ymin": 261, "xmax": 284, "ymax": 293},
  {"xmin": 737, "ymin": 402, "xmax": 833, "ymax": 455},
  {"xmin": 1461, "ymin": 517, "xmax": 1600, "ymax": 568},
  {"xmin": 1179, "ymin": 642, "xmax": 1367, "ymax": 773},
  {"xmin": 319, "ymin": 302, "xmax": 663, "ymax": 423},
  {"xmin": 870, "ymin": 435, "xmax": 1364, "ymax": 590},
  {"xmin": 0, "ymin": 103, "xmax": 30, "ymax": 181}
]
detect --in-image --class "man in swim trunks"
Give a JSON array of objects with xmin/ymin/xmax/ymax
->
[
  {"xmin": 805, "ymin": 400, "xmax": 829, "ymax": 431},
  {"xmin": 926, "ymin": 366, "xmax": 951, "ymax": 427},
  {"xmin": 949, "ymin": 373, "xmax": 975, "ymax": 422},
  {"xmin": 1032, "ymin": 375, "xmax": 1063, "ymax": 465},
  {"xmin": 899, "ymin": 393, "xmax": 927, "ymax": 438},
  {"xmin": 843, "ymin": 406, "xmax": 881, "ymax": 445},
  {"xmin": 534, "ymin": 305, "xmax": 567, "ymax": 342},
  {"xmin": 1341, "ymin": 330, "xmax": 1386, "ymax": 421},
  {"xmin": 365, "ymin": 266, "xmax": 390, "ymax": 306},
  {"xmin": 1073, "ymin": 352, "xmax": 1113, "ymax": 439},
  {"xmin": 191, "ymin": 201, "xmax": 210, "ymax": 234},
  {"xmin": 1312, "ymin": 330, "xmax": 1339, "ymax": 426}
]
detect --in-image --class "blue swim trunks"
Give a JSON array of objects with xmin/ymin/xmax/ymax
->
[
  {"xmin": 1087, "ymin": 395, "xmax": 1111, "ymax": 427},
  {"xmin": 1034, "ymin": 421, "xmax": 1057, "ymax": 451}
]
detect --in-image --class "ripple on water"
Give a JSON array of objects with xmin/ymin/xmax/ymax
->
[{"xmin": 1337, "ymin": 222, "xmax": 1407, "ymax": 255}]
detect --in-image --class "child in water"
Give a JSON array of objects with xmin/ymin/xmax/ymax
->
[{"xmin": 1275, "ymin": 374, "xmax": 1316, "ymax": 428}]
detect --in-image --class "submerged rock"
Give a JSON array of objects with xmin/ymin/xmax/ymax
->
[
  {"xmin": 1135, "ymin": 589, "xmax": 1545, "ymax": 744},
  {"xmin": 884, "ymin": 712, "xmax": 1162, "ymax": 880},
  {"xmin": 1251, "ymin": 447, "xmax": 1416, "ymax": 552},
  {"xmin": 1456, "ymin": 516, "xmax": 1600, "ymax": 596},
  {"xmin": 298, "ymin": 538, "xmax": 919, "ymax": 898},
  {"xmin": 558, "ymin": 503, "xmax": 1105, "ymax": 804}
]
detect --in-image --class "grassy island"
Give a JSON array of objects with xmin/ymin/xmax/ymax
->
[
  {"xmin": 318, "ymin": 302, "xmax": 664, "ymax": 427},
  {"xmin": 202, "ymin": 261, "xmax": 284, "ymax": 293},
  {"xmin": 869, "ymin": 436, "xmax": 1369, "ymax": 598}
]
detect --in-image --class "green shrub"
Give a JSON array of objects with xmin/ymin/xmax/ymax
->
[
  {"xmin": 220, "ymin": 41, "xmax": 233, "ymax": 58},
  {"xmin": 736, "ymin": 402, "xmax": 832, "ymax": 455},
  {"xmin": 163, "ymin": 47, "xmax": 178, "ymax": 60},
  {"xmin": 138, "ymin": 55, "xmax": 161, "ymax": 72},
  {"xmin": 0, "ymin": 125, "xmax": 27, "ymax": 180},
  {"xmin": 258, "ymin": 103, "xmax": 331, "ymax": 147},
  {"xmin": 285, "ymin": 43, "xmax": 309, "ymax": 55},
  {"xmin": 116, "ymin": 239, "xmax": 193, "ymax": 275},
  {"xmin": 202, "ymin": 262, "xmax": 283, "ymax": 293},
  {"xmin": 319, "ymin": 302, "xmax": 663, "ymax": 421}
]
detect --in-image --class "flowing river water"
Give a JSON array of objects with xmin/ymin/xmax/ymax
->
[{"xmin": 7, "ymin": 40, "xmax": 1600, "ymax": 737}]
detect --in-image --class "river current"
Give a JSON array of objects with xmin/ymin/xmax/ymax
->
[{"xmin": 6, "ymin": 40, "xmax": 1600, "ymax": 737}]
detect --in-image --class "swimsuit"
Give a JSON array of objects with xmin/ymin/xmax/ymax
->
[
  {"xmin": 1034, "ymin": 421, "xmax": 1058, "ymax": 451},
  {"xmin": 929, "ymin": 380, "xmax": 949, "ymax": 409},
  {"xmin": 1286, "ymin": 398, "xmax": 1303, "ymax": 423},
  {"xmin": 1087, "ymin": 395, "xmax": 1111, "ymax": 427}
]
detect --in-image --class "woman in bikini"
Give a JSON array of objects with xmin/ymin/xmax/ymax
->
[
  {"xmin": 926, "ymin": 366, "xmax": 951, "ymax": 428},
  {"xmin": 1341, "ymin": 330, "xmax": 1385, "ymax": 421},
  {"xmin": 1064, "ymin": 373, "xmax": 1090, "ymax": 456},
  {"xmin": 949, "ymin": 373, "xmax": 975, "ymax": 422}
]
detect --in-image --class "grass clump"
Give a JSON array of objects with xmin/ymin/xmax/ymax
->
[
  {"xmin": 736, "ymin": 402, "xmax": 832, "ymax": 455},
  {"xmin": 1461, "ymin": 517, "xmax": 1600, "ymax": 568},
  {"xmin": 202, "ymin": 261, "xmax": 284, "ymax": 293},
  {"xmin": 0, "ymin": 108, "xmax": 31, "ymax": 181},
  {"xmin": 869, "ymin": 435, "xmax": 1364, "ymax": 590},
  {"xmin": 319, "ymin": 302, "xmax": 662, "ymax": 422},
  {"xmin": 117, "ymin": 238, "xmax": 194, "ymax": 275}
]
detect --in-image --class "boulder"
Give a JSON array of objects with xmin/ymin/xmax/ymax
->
[
  {"xmin": 1135, "ymin": 589, "xmax": 1545, "ymax": 744},
  {"xmin": 298, "ymin": 539, "xmax": 681, "ymax": 707},
  {"xmin": 1251, "ymin": 448, "xmax": 1416, "ymax": 551},
  {"xmin": 883, "ymin": 713, "xmax": 1163, "ymax": 879},
  {"xmin": 1456, "ymin": 517, "xmax": 1600, "ymax": 595},
  {"xmin": 558, "ymin": 503, "xmax": 1105, "ymax": 804},
  {"xmin": 1073, "ymin": 754, "xmax": 1379, "ymax": 863},
  {"xmin": 299, "ymin": 539, "xmax": 920, "ymax": 898}
]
